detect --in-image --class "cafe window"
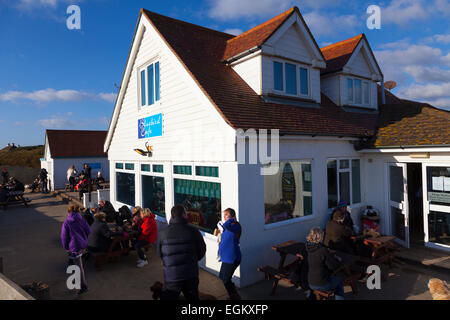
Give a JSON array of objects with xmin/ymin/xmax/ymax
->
[
  {"xmin": 174, "ymin": 165, "xmax": 192, "ymax": 175},
  {"xmin": 327, "ymin": 159, "xmax": 361, "ymax": 208},
  {"xmin": 115, "ymin": 163, "xmax": 124, "ymax": 169},
  {"xmin": 116, "ymin": 172, "xmax": 135, "ymax": 206},
  {"xmin": 125, "ymin": 163, "xmax": 134, "ymax": 170},
  {"xmin": 153, "ymin": 164, "xmax": 163, "ymax": 173},
  {"xmin": 141, "ymin": 164, "xmax": 151, "ymax": 172},
  {"xmin": 142, "ymin": 175, "xmax": 165, "ymax": 217},
  {"xmin": 264, "ymin": 161, "xmax": 313, "ymax": 225},
  {"xmin": 195, "ymin": 166, "xmax": 219, "ymax": 178},
  {"xmin": 174, "ymin": 179, "xmax": 221, "ymax": 234},
  {"xmin": 426, "ymin": 167, "xmax": 450, "ymax": 206}
]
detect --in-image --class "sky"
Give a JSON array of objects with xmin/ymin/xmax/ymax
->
[{"xmin": 0, "ymin": 0, "xmax": 449, "ymax": 147}]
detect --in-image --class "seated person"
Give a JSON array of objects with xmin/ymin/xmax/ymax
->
[
  {"xmin": 87, "ymin": 212, "xmax": 124, "ymax": 253},
  {"xmin": 75, "ymin": 178, "xmax": 89, "ymax": 200},
  {"xmin": 8, "ymin": 177, "xmax": 24, "ymax": 192},
  {"xmin": 325, "ymin": 209, "xmax": 354, "ymax": 254},
  {"xmin": 98, "ymin": 198, "xmax": 117, "ymax": 223},
  {"xmin": 333, "ymin": 200, "xmax": 355, "ymax": 232},
  {"xmin": 95, "ymin": 172, "xmax": 105, "ymax": 190},
  {"xmin": 131, "ymin": 206, "xmax": 143, "ymax": 231},
  {"xmin": 29, "ymin": 178, "xmax": 40, "ymax": 193},
  {"xmin": 306, "ymin": 227, "xmax": 344, "ymax": 300},
  {"xmin": 118, "ymin": 205, "xmax": 132, "ymax": 225},
  {"xmin": 133, "ymin": 208, "xmax": 157, "ymax": 268}
]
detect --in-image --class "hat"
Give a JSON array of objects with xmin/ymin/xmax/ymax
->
[{"xmin": 337, "ymin": 200, "xmax": 348, "ymax": 208}]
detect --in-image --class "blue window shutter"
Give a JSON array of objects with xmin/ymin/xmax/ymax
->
[
  {"xmin": 300, "ymin": 68, "xmax": 308, "ymax": 95},
  {"xmin": 273, "ymin": 62, "xmax": 283, "ymax": 91},
  {"xmin": 140, "ymin": 70, "xmax": 146, "ymax": 106},
  {"xmin": 155, "ymin": 62, "xmax": 160, "ymax": 101},
  {"xmin": 148, "ymin": 64, "xmax": 154, "ymax": 105},
  {"xmin": 285, "ymin": 63, "xmax": 297, "ymax": 95}
]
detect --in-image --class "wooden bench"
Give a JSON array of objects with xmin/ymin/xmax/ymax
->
[
  {"xmin": 1, "ymin": 192, "xmax": 31, "ymax": 210},
  {"xmin": 257, "ymin": 265, "xmax": 297, "ymax": 295},
  {"xmin": 313, "ymin": 289, "xmax": 335, "ymax": 300}
]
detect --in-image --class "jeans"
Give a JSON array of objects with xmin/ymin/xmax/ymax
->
[
  {"xmin": 134, "ymin": 240, "xmax": 149, "ymax": 260},
  {"xmin": 219, "ymin": 260, "xmax": 240, "ymax": 296},
  {"xmin": 41, "ymin": 180, "xmax": 48, "ymax": 193},
  {"xmin": 160, "ymin": 278, "xmax": 199, "ymax": 301},
  {"xmin": 309, "ymin": 275, "xmax": 344, "ymax": 300}
]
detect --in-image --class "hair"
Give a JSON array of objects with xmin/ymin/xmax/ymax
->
[
  {"xmin": 132, "ymin": 206, "xmax": 142, "ymax": 216},
  {"xmin": 224, "ymin": 208, "xmax": 236, "ymax": 218},
  {"xmin": 306, "ymin": 227, "xmax": 324, "ymax": 244},
  {"xmin": 94, "ymin": 212, "xmax": 106, "ymax": 221},
  {"xmin": 98, "ymin": 198, "xmax": 105, "ymax": 204},
  {"xmin": 142, "ymin": 208, "xmax": 151, "ymax": 218},
  {"xmin": 333, "ymin": 209, "xmax": 345, "ymax": 222},
  {"xmin": 171, "ymin": 205, "xmax": 186, "ymax": 219},
  {"xmin": 67, "ymin": 205, "xmax": 80, "ymax": 213}
]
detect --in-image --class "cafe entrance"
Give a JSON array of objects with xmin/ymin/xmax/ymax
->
[{"xmin": 422, "ymin": 163, "xmax": 450, "ymax": 252}]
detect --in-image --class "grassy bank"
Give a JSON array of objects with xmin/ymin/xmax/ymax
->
[{"xmin": 0, "ymin": 145, "xmax": 44, "ymax": 169}]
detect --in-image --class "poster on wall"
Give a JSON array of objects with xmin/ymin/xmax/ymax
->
[
  {"xmin": 444, "ymin": 177, "xmax": 450, "ymax": 192},
  {"xmin": 138, "ymin": 113, "xmax": 163, "ymax": 139},
  {"xmin": 432, "ymin": 176, "xmax": 444, "ymax": 191}
]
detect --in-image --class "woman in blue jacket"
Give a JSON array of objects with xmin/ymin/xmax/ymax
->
[{"xmin": 218, "ymin": 208, "xmax": 242, "ymax": 300}]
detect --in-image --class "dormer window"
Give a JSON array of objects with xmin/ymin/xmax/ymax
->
[
  {"xmin": 139, "ymin": 61, "xmax": 160, "ymax": 107},
  {"xmin": 273, "ymin": 60, "xmax": 309, "ymax": 97},
  {"xmin": 347, "ymin": 77, "xmax": 370, "ymax": 106}
]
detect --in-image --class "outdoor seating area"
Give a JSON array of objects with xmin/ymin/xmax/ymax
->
[{"xmin": 0, "ymin": 170, "xmax": 31, "ymax": 210}]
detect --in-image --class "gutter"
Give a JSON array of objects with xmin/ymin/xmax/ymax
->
[{"xmin": 223, "ymin": 46, "xmax": 261, "ymax": 64}]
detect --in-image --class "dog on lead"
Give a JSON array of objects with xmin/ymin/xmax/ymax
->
[{"xmin": 150, "ymin": 281, "xmax": 218, "ymax": 300}]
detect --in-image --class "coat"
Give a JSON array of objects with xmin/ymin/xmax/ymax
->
[
  {"xmin": 218, "ymin": 218, "xmax": 242, "ymax": 264},
  {"xmin": 138, "ymin": 215, "xmax": 157, "ymax": 244},
  {"xmin": 306, "ymin": 242, "xmax": 341, "ymax": 287},
  {"xmin": 87, "ymin": 220, "xmax": 120, "ymax": 252},
  {"xmin": 61, "ymin": 212, "xmax": 91, "ymax": 253},
  {"xmin": 324, "ymin": 220, "xmax": 353, "ymax": 252},
  {"xmin": 99, "ymin": 201, "xmax": 117, "ymax": 223},
  {"xmin": 157, "ymin": 217, "xmax": 206, "ymax": 283}
]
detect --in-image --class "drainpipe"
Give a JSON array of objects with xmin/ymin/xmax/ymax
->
[{"xmin": 381, "ymin": 76, "xmax": 386, "ymax": 105}]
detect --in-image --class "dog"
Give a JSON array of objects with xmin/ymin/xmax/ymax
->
[
  {"xmin": 428, "ymin": 278, "xmax": 450, "ymax": 300},
  {"xmin": 150, "ymin": 281, "xmax": 217, "ymax": 300}
]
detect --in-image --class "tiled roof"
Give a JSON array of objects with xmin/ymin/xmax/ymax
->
[
  {"xmin": 142, "ymin": 9, "xmax": 377, "ymax": 138},
  {"xmin": 221, "ymin": 7, "xmax": 296, "ymax": 61},
  {"xmin": 47, "ymin": 130, "xmax": 107, "ymax": 158},
  {"xmin": 320, "ymin": 34, "xmax": 363, "ymax": 75},
  {"xmin": 363, "ymin": 87, "xmax": 450, "ymax": 148}
]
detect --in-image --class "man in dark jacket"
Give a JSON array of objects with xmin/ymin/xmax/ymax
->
[
  {"xmin": 39, "ymin": 168, "xmax": 48, "ymax": 193},
  {"xmin": 87, "ymin": 212, "xmax": 123, "ymax": 253},
  {"xmin": 158, "ymin": 205, "xmax": 206, "ymax": 300},
  {"xmin": 325, "ymin": 210, "xmax": 354, "ymax": 253},
  {"xmin": 98, "ymin": 199, "xmax": 117, "ymax": 223}
]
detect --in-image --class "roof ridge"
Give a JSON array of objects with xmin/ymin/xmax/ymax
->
[
  {"xmin": 226, "ymin": 7, "xmax": 296, "ymax": 43},
  {"xmin": 321, "ymin": 34, "xmax": 363, "ymax": 52},
  {"xmin": 142, "ymin": 9, "xmax": 234, "ymax": 39}
]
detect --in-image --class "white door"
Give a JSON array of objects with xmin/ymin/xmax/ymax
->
[
  {"xmin": 422, "ymin": 164, "xmax": 450, "ymax": 252},
  {"xmin": 388, "ymin": 163, "xmax": 410, "ymax": 248}
]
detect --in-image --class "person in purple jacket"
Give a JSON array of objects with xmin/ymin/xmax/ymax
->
[{"xmin": 61, "ymin": 205, "xmax": 91, "ymax": 295}]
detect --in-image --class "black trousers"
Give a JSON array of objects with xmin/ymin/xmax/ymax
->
[
  {"xmin": 219, "ymin": 260, "xmax": 240, "ymax": 295},
  {"xmin": 160, "ymin": 278, "xmax": 199, "ymax": 301}
]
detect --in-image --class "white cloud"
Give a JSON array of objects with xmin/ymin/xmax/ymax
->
[
  {"xmin": 37, "ymin": 115, "xmax": 110, "ymax": 129},
  {"xmin": 403, "ymin": 66, "xmax": 450, "ymax": 83},
  {"xmin": 303, "ymin": 11, "xmax": 359, "ymax": 37},
  {"xmin": 208, "ymin": 0, "xmax": 291, "ymax": 20},
  {"xmin": 424, "ymin": 34, "xmax": 450, "ymax": 44},
  {"xmin": 0, "ymin": 88, "xmax": 116, "ymax": 104},
  {"xmin": 397, "ymin": 83, "xmax": 450, "ymax": 108},
  {"xmin": 37, "ymin": 116, "xmax": 75, "ymax": 129},
  {"xmin": 224, "ymin": 28, "xmax": 243, "ymax": 36},
  {"xmin": 382, "ymin": 0, "xmax": 429, "ymax": 26}
]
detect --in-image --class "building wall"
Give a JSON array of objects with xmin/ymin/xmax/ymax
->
[
  {"xmin": 237, "ymin": 138, "xmax": 365, "ymax": 287},
  {"xmin": 231, "ymin": 54, "xmax": 262, "ymax": 95},
  {"xmin": 321, "ymin": 75, "xmax": 340, "ymax": 105},
  {"xmin": 51, "ymin": 157, "xmax": 109, "ymax": 190}
]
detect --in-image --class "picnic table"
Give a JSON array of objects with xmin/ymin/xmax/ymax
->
[
  {"xmin": 352, "ymin": 235, "xmax": 397, "ymax": 266},
  {"xmin": 0, "ymin": 191, "xmax": 31, "ymax": 210},
  {"xmin": 258, "ymin": 240, "xmax": 361, "ymax": 296}
]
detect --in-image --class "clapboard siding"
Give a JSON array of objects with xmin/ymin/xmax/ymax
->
[
  {"xmin": 272, "ymin": 24, "xmax": 311, "ymax": 63},
  {"xmin": 231, "ymin": 55, "xmax": 262, "ymax": 95},
  {"xmin": 350, "ymin": 50, "xmax": 371, "ymax": 78},
  {"xmin": 321, "ymin": 76, "xmax": 340, "ymax": 105},
  {"xmin": 108, "ymin": 25, "xmax": 236, "ymax": 162}
]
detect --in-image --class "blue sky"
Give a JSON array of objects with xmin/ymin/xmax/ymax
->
[{"xmin": 0, "ymin": 0, "xmax": 449, "ymax": 147}]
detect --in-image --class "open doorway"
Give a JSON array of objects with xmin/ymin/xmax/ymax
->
[{"xmin": 407, "ymin": 163, "xmax": 424, "ymax": 245}]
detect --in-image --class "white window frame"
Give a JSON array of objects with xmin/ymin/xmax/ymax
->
[
  {"xmin": 272, "ymin": 59, "xmax": 311, "ymax": 99},
  {"xmin": 137, "ymin": 58, "xmax": 161, "ymax": 109},
  {"xmin": 114, "ymin": 163, "xmax": 137, "ymax": 208},
  {"xmin": 347, "ymin": 77, "xmax": 370, "ymax": 107},
  {"xmin": 327, "ymin": 157, "xmax": 362, "ymax": 208}
]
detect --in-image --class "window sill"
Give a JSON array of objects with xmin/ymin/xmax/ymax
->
[{"xmin": 264, "ymin": 214, "xmax": 316, "ymax": 230}]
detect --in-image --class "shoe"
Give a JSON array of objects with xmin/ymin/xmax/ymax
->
[
  {"xmin": 77, "ymin": 285, "xmax": 88, "ymax": 295},
  {"xmin": 137, "ymin": 260, "xmax": 148, "ymax": 268},
  {"xmin": 136, "ymin": 259, "xmax": 144, "ymax": 263}
]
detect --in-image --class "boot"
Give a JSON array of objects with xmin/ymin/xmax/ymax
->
[{"xmin": 228, "ymin": 292, "xmax": 242, "ymax": 300}]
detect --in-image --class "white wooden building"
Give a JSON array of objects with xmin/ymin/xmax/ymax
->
[
  {"xmin": 104, "ymin": 7, "xmax": 450, "ymax": 287},
  {"xmin": 41, "ymin": 130, "xmax": 109, "ymax": 190}
]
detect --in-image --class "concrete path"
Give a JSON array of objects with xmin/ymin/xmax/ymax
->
[{"xmin": 0, "ymin": 192, "xmax": 449, "ymax": 300}]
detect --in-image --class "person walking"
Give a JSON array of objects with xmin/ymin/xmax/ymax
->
[
  {"xmin": 134, "ymin": 208, "xmax": 157, "ymax": 268},
  {"xmin": 67, "ymin": 165, "xmax": 77, "ymax": 192},
  {"xmin": 61, "ymin": 205, "xmax": 91, "ymax": 295},
  {"xmin": 40, "ymin": 168, "xmax": 48, "ymax": 193},
  {"xmin": 157, "ymin": 205, "xmax": 206, "ymax": 300},
  {"xmin": 218, "ymin": 208, "xmax": 242, "ymax": 300}
]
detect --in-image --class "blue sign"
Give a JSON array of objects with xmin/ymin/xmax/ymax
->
[
  {"xmin": 88, "ymin": 163, "xmax": 102, "ymax": 170},
  {"xmin": 138, "ymin": 113, "xmax": 163, "ymax": 139}
]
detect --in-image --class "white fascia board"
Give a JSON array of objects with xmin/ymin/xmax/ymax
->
[
  {"xmin": 359, "ymin": 147, "xmax": 450, "ymax": 153},
  {"xmin": 264, "ymin": 13, "xmax": 325, "ymax": 65}
]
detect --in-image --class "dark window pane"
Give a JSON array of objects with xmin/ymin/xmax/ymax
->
[
  {"xmin": 174, "ymin": 165, "xmax": 192, "ymax": 175},
  {"xmin": 125, "ymin": 163, "xmax": 134, "ymax": 170},
  {"xmin": 142, "ymin": 175, "xmax": 165, "ymax": 217},
  {"xmin": 327, "ymin": 160, "xmax": 337, "ymax": 208},
  {"xmin": 174, "ymin": 179, "xmax": 221, "ymax": 234},
  {"xmin": 116, "ymin": 172, "xmax": 135, "ymax": 206},
  {"xmin": 196, "ymin": 166, "xmax": 219, "ymax": 177},
  {"xmin": 141, "ymin": 164, "xmax": 151, "ymax": 172},
  {"xmin": 115, "ymin": 163, "xmax": 123, "ymax": 169},
  {"xmin": 273, "ymin": 61, "xmax": 283, "ymax": 91},
  {"xmin": 352, "ymin": 159, "xmax": 361, "ymax": 204},
  {"xmin": 153, "ymin": 164, "xmax": 164, "ymax": 173},
  {"xmin": 428, "ymin": 211, "xmax": 450, "ymax": 245},
  {"xmin": 300, "ymin": 68, "xmax": 308, "ymax": 95},
  {"xmin": 148, "ymin": 64, "xmax": 154, "ymax": 105},
  {"xmin": 285, "ymin": 63, "xmax": 297, "ymax": 95},
  {"xmin": 355, "ymin": 79, "xmax": 362, "ymax": 104},
  {"xmin": 155, "ymin": 61, "xmax": 160, "ymax": 101},
  {"xmin": 339, "ymin": 171, "xmax": 350, "ymax": 205},
  {"xmin": 389, "ymin": 166, "xmax": 404, "ymax": 203}
]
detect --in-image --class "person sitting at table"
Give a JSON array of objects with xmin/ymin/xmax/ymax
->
[
  {"xmin": 131, "ymin": 206, "xmax": 144, "ymax": 231},
  {"xmin": 306, "ymin": 227, "xmax": 344, "ymax": 300},
  {"xmin": 325, "ymin": 209, "xmax": 354, "ymax": 254},
  {"xmin": 75, "ymin": 177, "xmax": 89, "ymax": 201},
  {"xmin": 87, "ymin": 212, "xmax": 124, "ymax": 253},
  {"xmin": 29, "ymin": 178, "xmax": 40, "ymax": 193},
  {"xmin": 134, "ymin": 208, "xmax": 158, "ymax": 268},
  {"xmin": 7, "ymin": 177, "xmax": 24, "ymax": 192},
  {"xmin": 98, "ymin": 198, "xmax": 117, "ymax": 223},
  {"xmin": 94, "ymin": 172, "xmax": 105, "ymax": 190},
  {"xmin": 118, "ymin": 205, "xmax": 132, "ymax": 225},
  {"xmin": 333, "ymin": 200, "xmax": 355, "ymax": 232}
]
